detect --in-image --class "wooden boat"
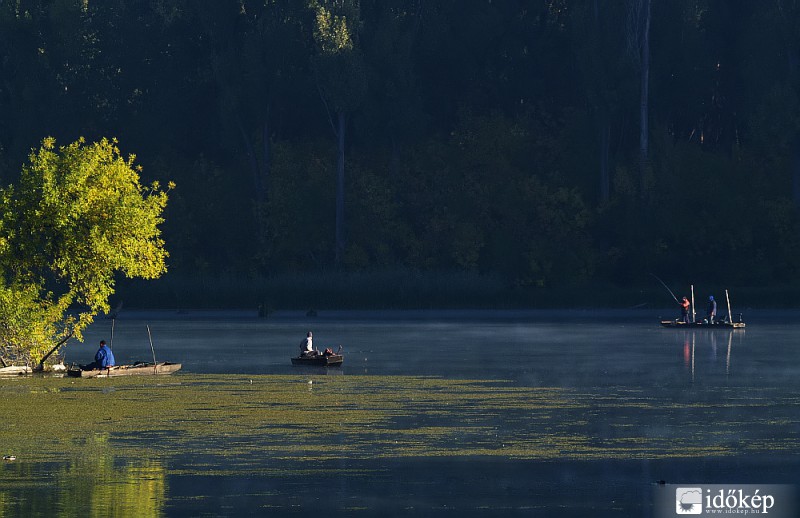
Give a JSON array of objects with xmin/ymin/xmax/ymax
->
[
  {"xmin": 291, "ymin": 354, "xmax": 344, "ymax": 366},
  {"xmin": 656, "ymin": 286, "xmax": 746, "ymax": 329},
  {"xmin": 0, "ymin": 365, "xmax": 32, "ymax": 376},
  {"xmin": 67, "ymin": 361, "xmax": 182, "ymax": 378},
  {"xmin": 660, "ymin": 319, "xmax": 745, "ymax": 329}
]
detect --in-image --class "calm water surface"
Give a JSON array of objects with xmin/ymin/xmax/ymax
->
[
  {"xmin": 4, "ymin": 309, "xmax": 800, "ymax": 516},
  {"xmin": 80, "ymin": 309, "xmax": 799, "ymax": 388}
]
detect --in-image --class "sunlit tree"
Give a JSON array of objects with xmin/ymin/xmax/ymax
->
[{"xmin": 0, "ymin": 137, "xmax": 172, "ymax": 367}]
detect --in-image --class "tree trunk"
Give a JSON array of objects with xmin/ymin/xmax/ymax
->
[
  {"xmin": 593, "ymin": 0, "xmax": 611, "ymax": 204},
  {"xmin": 390, "ymin": 136, "xmax": 401, "ymax": 181},
  {"xmin": 638, "ymin": 0, "xmax": 651, "ymax": 193},
  {"xmin": 793, "ymin": 137, "xmax": 800, "ymax": 208},
  {"xmin": 261, "ymin": 108, "xmax": 271, "ymax": 202},
  {"xmin": 238, "ymin": 117, "xmax": 264, "ymax": 208},
  {"xmin": 36, "ymin": 331, "xmax": 73, "ymax": 371},
  {"xmin": 335, "ymin": 110, "xmax": 346, "ymax": 266},
  {"xmin": 600, "ymin": 119, "xmax": 611, "ymax": 203},
  {"xmin": 258, "ymin": 113, "xmax": 271, "ymax": 241},
  {"xmin": 238, "ymin": 112, "xmax": 271, "ymax": 243},
  {"xmin": 788, "ymin": 38, "xmax": 800, "ymax": 209}
]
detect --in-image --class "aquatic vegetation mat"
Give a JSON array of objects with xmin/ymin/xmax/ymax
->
[
  {"xmin": 1, "ymin": 374, "xmax": 799, "ymax": 516},
  {"xmin": 1, "ymin": 374, "xmax": 798, "ymax": 470}
]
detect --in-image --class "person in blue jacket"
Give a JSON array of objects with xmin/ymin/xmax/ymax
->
[
  {"xmin": 83, "ymin": 340, "xmax": 115, "ymax": 370},
  {"xmin": 706, "ymin": 295, "xmax": 717, "ymax": 324}
]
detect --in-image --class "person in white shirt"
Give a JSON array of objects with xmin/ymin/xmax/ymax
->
[{"xmin": 300, "ymin": 331, "xmax": 315, "ymax": 356}]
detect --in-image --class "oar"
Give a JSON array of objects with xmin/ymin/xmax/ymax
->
[{"xmin": 650, "ymin": 273, "xmax": 680, "ymax": 304}]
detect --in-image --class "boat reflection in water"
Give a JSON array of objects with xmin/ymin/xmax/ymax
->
[{"xmin": 680, "ymin": 330, "xmax": 742, "ymax": 381}]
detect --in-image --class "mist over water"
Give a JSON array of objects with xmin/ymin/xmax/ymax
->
[{"xmin": 76, "ymin": 309, "xmax": 798, "ymax": 388}]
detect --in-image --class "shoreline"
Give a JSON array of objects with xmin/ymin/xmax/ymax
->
[{"xmin": 98, "ymin": 306, "xmax": 788, "ymax": 323}]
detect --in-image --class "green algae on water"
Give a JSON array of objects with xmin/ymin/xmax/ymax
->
[{"xmin": 1, "ymin": 374, "xmax": 798, "ymax": 472}]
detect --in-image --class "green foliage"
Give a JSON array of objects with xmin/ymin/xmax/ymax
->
[
  {"xmin": 343, "ymin": 157, "xmax": 418, "ymax": 270},
  {"xmin": 2, "ymin": 1, "xmax": 800, "ymax": 303},
  {"xmin": 161, "ymin": 154, "xmax": 252, "ymax": 274},
  {"xmin": 266, "ymin": 140, "xmax": 336, "ymax": 270},
  {"xmin": 0, "ymin": 138, "xmax": 170, "ymax": 364},
  {"xmin": 310, "ymin": 0, "xmax": 367, "ymax": 113},
  {"xmin": 311, "ymin": 0, "xmax": 357, "ymax": 54},
  {"xmin": 0, "ymin": 281, "xmax": 66, "ymax": 364},
  {"xmin": 597, "ymin": 134, "xmax": 800, "ymax": 285},
  {"xmin": 395, "ymin": 111, "xmax": 594, "ymax": 286}
]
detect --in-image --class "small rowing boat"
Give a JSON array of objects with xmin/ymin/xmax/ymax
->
[
  {"xmin": 67, "ymin": 361, "xmax": 182, "ymax": 378},
  {"xmin": 291, "ymin": 354, "xmax": 344, "ymax": 366},
  {"xmin": 291, "ymin": 343, "xmax": 344, "ymax": 367}
]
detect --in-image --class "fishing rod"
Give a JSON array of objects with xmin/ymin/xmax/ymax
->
[
  {"xmin": 109, "ymin": 301, "xmax": 123, "ymax": 349},
  {"xmin": 147, "ymin": 325, "xmax": 157, "ymax": 366},
  {"xmin": 650, "ymin": 273, "xmax": 680, "ymax": 304}
]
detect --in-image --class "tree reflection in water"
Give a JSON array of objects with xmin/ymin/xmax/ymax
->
[{"xmin": 0, "ymin": 436, "xmax": 165, "ymax": 517}]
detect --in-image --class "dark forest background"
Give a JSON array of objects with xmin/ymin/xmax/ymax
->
[{"xmin": 2, "ymin": 0, "xmax": 800, "ymax": 309}]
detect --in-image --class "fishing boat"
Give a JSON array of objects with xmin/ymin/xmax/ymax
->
[
  {"xmin": 653, "ymin": 281, "xmax": 746, "ymax": 329},
  {"xmin": 291, "ymin": 344, "xmax": 344, "ymax": 366},
  {"xmin": 67, "ymin": 361, "xmax": 182, "ymax": 378},
  {"xmin": 291, "ymin": 353, "xmax": 344, "ymax": 366},
  {"xmin": 660, "ymin": 319, "xmax": 745, "ymax": 329}
]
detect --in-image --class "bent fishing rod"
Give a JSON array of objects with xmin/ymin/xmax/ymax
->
[{"xmin": 650, "ymin": 273, "xmax": 680, "ymax": 305}]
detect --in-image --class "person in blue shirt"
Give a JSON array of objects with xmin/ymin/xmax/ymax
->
[
  {"xmin": 706, "ymin": 295, "xmax": 717, "ymax": 324},
  {"xmin": 83, "ymin": 340, "xmax": 115, "ymax": 370}
]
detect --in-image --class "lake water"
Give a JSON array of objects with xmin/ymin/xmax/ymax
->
[{"xmin": 2, "ymin": 309, "xmax": 799, "ymax": 516}]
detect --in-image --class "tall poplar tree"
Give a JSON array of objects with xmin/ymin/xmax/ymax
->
[
  {"xmin": 309, "ymin": 0, "xmax": 367, "ymax": 266},
  {"xmin": 627, "ymin": 0, "xmax": 652, "ymax": 195}
]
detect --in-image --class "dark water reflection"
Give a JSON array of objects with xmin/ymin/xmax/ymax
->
[{"xmin": 5, "ymin": 310, "xmax": 799, "ymax": 516}]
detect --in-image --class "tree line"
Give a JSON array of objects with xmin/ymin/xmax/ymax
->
[{"xmin": 2, "ymin": 0, "xmax": 800, "ymax": 291}]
